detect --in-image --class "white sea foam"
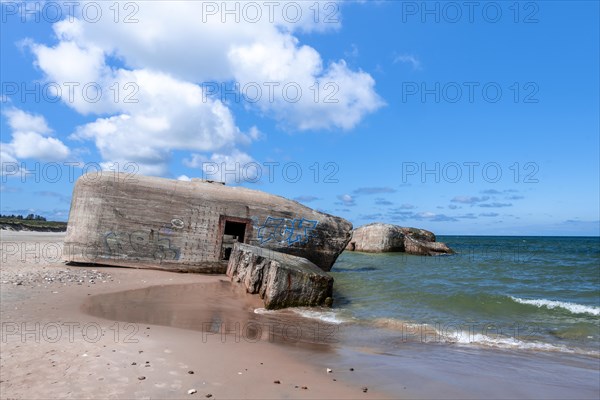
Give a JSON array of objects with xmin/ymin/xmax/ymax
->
[
  {"xmin": 370, "ymin": 318, "xmax": 599, "ymax": 356},
  {"xmin": 291, "ymin": 308, "xmax": 346, "ymax": 324},
  {"xmin": 510, "ymin": 297, "xmax": 600, "ymax": 316},
  {"xmin": 253, "ymin": 308, "xmax": 278, "ymax": 315},
  {"xmin": 434, "ymin": 328, "xmax": 598, "ymax": 355},
  {"xmin": 253, "ymin": 307, "xmax": 346, "ymax": 324}
]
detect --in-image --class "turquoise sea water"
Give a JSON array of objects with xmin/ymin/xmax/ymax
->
[{"xmin": 320, "ymin": 236, "xmax": 600, "ymax": 355}]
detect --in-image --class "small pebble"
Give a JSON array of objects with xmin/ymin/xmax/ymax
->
[
  {"xmin": 301, "ymin": 386, "xmax": 308, "ymax": 390},
  {"xmin": 187, "ymin": 389, "xmax": 197, "ymax": 395},
  {"xmin": 273, "ymin": 380, "xmax": 281, "ymax": 384},
  {"xmin": 205, "ymin": 394, "xmax": 212, "ymax": 399},
  {"xmin": 138, "ymin": 376, "xmax": 146, "ymax": 381},
  {"xmin": 188, "ymin": 370, "xmax": 194, "ymax": 374},
  {"xmin": 131, "ymin": 362, "xmax": 137, "ymax": 365},
  {"xmin": 362, "ymin": 387, "xmax": 368, "ymax": 393},
  {"xmin": 326, "ymin": 368, "xmax": 333, "ymax": 373},
  {"xmin": 350, "ymin": 368, "xmax": 354, "ymax": 371}
]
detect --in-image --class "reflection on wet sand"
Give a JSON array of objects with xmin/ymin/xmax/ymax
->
[{"xmin": 82, "ymin": 279, "xmax": 339, "ymax": 350}]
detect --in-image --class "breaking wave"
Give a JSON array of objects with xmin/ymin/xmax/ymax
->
[{"xmin": 510, "ymin": 297, "xmax": 600, "ymax": 316}]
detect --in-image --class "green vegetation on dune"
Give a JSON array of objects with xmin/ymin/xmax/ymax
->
[{"xmin": 0, "ymin": 215, "xmax": 67, "ymax": 232}]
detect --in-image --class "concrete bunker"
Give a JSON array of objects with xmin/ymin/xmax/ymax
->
[{"xmin": 63, "ymin": 173, "xmax": 353, "ymax": 274}]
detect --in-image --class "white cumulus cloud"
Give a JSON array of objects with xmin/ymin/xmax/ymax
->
[
  {"xmin": 1, "ymin": 108, "xmax": 70, "ymax": 165},
  {"xmin": 20, "ymin": 1, "xmax": 381, "ymax": 176}
]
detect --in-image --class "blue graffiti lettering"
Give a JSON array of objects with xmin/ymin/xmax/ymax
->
[
  {"xmin": 104, "ymin": 229, "xmax": 180, "ymax": 260},
  {"xmin": 257, "ymin": 217, "xmax": 318, "ymax": 246}
]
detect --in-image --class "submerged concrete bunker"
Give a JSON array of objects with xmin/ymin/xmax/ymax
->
[{"xmin": 63, "ymin": 173, "xmax": 352, "ymax": 274}]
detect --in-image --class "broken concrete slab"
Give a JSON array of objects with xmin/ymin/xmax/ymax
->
[
  {"xmin": 345, "ymin": 223, "xmax": 454, "ymax": 255},
  {"xmin": 226, "ymin": 242, "xmax": 334, "ymax": 310}
]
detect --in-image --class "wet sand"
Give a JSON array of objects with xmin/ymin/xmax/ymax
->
[{"xmin": 0, "ymin": 231, "xmax": 386, "ymax": 399}]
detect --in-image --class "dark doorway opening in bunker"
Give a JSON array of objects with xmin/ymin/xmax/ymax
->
[{"xmin": 221, "ymin": 220, "xmax": 247, "ymax": 261}]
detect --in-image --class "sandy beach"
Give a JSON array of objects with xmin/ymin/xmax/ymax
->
[{"xmin": 0, "ymin": 231, "xmax": 387, "ymax": 399}]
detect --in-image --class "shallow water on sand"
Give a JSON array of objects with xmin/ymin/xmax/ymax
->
[{"xmin": 83, "ymin": 280, "xmax": 339, "ymax": 350}]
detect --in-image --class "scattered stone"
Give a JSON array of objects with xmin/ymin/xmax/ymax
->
[
  {"xmin": 188, "ymin": 370, "xmax": 194, "ymax": 374},
  {"xmin": 301, "ymin": 386, "xmax": 308, "ymax": 390},
  {"xmin": 187, "ymin": 389, "xmax": 197, "ymax": 395},
  {"xmin": 327, "ymin": 368, "xmax": 333, "ymax": 373},
  {"xmin": 349, "ymin": 368, "xmax": 354, "ymax": 371},
  {"xmin": 205, "ymin": 394, "xmax": 212, "ymax": 398},
  {"xmin": 131, "ymin": 362, "xmax": 137, "ymax": 365},
  {"xmin": 138, "ymin": 376, "xmax": 146, "ymax": 381},
  {"xmin": 362, "ymin": 387, "xmax": 368, "ymax": 393},
  {"xmin": 273, "ymin": 380, "xmax": 281, "ymax": 384},
  {"xmin": 1, "ymin": 268, "xmax": 114, "ymax": 288},
  {"xmin": 333, "ymin": 379, "xmax": 337, "ymax": 382}
]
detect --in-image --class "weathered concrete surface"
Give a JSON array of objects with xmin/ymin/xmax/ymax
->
[
  {"xmin": 226, "ymin": 243, "xmax": 334, "ymax": 309},
  {"xmin": 345, "ymin": 223, "xmax": 454, "ymax": 255},
  {"xmin": 63, "ymin": 173, "xmax": 351, "ymax": 272}
]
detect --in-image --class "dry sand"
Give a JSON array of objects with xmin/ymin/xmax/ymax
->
[{"xmin": 0, "ymin": 231, "xmax": 388, "ymax": 399}]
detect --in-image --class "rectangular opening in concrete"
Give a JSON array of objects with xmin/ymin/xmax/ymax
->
[{"xmin": 220, "ymin": 218, "xmax": 249, "ymax": 261}]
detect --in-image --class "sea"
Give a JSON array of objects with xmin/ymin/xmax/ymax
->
[{"xmin": 289, "ymin": 236, "xmax": 600, "ymax": 356}]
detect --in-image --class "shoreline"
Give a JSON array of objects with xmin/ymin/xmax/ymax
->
[
  {"xmin": 2, "ymin": 231, "xmax": 598, "ymax": 399},
  {"xmin": 0, "ymin": 231, "xmax": 388, "ymax": 399}
]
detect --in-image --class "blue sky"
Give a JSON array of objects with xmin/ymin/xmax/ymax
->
[{"xmin": 1, "ymin": 0, "xmax": 598, "ymax": 235}]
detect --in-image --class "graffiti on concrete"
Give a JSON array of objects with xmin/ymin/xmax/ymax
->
[
  {"xmin": 257, "ymin": 217, "xmax": 318, "ymax": 246},
  {"xmin": 104, "ymin": 229, "xmax": 181, "ymax": 260}
]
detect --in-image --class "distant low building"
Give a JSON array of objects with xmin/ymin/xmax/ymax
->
[{"xmin": 63, "ymin": 173, "xmax": 352, "ymax": 273}]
